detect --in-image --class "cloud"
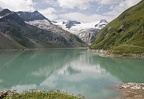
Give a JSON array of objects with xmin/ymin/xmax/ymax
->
[
  {"xmin": 98, "ymin": 0, "xmax": 120, "ymax": 5},
  {"xmin": 122, "ymin": 0, "xmax": 141, "ymax": 8},
  {"xmin": 39, "ymin": 8, "xmax": 58, "ymax": 20},
  {"xmin": 56, "ymin": 0, "xmax": 141, "ymax": 22},
  {"xmin": 96, "ymin": 0, "xmax": 141, "ymax": 5},
  {"xmin": 43, "ymin": 0, "xmax": 58, "ymax": 5},
  {"xmin": 59, "ymin": 0, "xmax": 141, "ymax": 23},
  {"xmin": 57, "ymin": 0, "xmax": 94, "ymax": 9},
  {"xmin": 57, "ymin": 0, "xmax": 141, "ymax": 9},
  {"xmin": 60, "ymin": 12, "xmax": 111, "ymax": 22},
  {"xmin": 0, "ymin": 0, "xmax": 35, "ymax": 11},
  {"xmin": 103, "ymin": 0, "xmax": 142, "ymax": 20},
  {"xmin": 0, "ymin": 0, "xmax": 142, "ymax": 22}
]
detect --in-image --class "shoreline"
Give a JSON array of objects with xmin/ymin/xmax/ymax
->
[
  {"xmin": 0, "ymin": 90, "xmax": 85, "ymax": 99},
  {"xmin": 1, "ymin": 83, "xmax": 144, "ymax": 99},
  {"xmin": 0, "ymin": 47, "xmax": 89, "ymax": 52},
  {"xmin": 88, "ymin": 49, "xmax": 144, "ymax": 59},
  {"xmin": 117, "ymin": 83, "xmax": 144, "ymax": 99}
]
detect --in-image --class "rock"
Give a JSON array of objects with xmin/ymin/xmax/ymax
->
[
  {"xmin": 117, "ymin": 83, "xmax": 144, "ymax": 99},
  {"xmin": 121, "ymin": 84, "xmax": 131, "ymax": 89},
  {"xmin": 64, "ymin": 20, "xmax": 81, "ymax": 29},
  {"xmin": 117, "ymin": 25, "xmax": 124, "ymax": 33},
  {"xmin": 134, "ymin": 95, "xmax": 142, "ymax": 98},
  {"xmin": 131, "ymin": 85, "xmax": 141, "ymax": 90},
  {"xmin": 118, "ymin": 83, "xmax": 144, "ymax": 90},
  {"xmin": 0, "ymin": 90, "xmax": 18, "ymax": 98}
]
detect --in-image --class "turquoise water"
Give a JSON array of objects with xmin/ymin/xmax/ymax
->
[{"xmin": 0, "ymin": 49, "xmax": 144, "ymax": 99}]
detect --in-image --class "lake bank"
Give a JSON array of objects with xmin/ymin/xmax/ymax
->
[
  {"xmin": 88, "ymin": 49, "xmax": 144, "ymax": 58},
  {"xmin": 0, "ymin": 90, "xmax": 83, "ymax": 99},
  {"xmin": 117, "ymin": 83, "xmax": 144, "ymax": 99}
]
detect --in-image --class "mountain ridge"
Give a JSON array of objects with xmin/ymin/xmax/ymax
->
[
  {"xmin": 0, "ymin": 9, "xmax": 87, "ymax": 50},
  {"xmin": 54, "ymin": 19, "xmax": 108, "ymax": 45},
  {"xmin": 17, "ymin": 11, "xmax": 51, "ymax": 24}
]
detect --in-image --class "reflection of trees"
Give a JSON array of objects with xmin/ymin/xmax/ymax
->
[
  {"xmin": 90, "ymin": 55, "xmax": 144, "ymax": 83},
  {"xmin": 0, "ymin": 49, "xmax": 83, "ymax": 88}
]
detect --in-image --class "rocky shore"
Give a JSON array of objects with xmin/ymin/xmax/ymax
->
[
  {"xmin": 117, "ymin": 83, "xmax": 144, "ymax": 99},
  {"xmin": 0, "ymin": 90, "xmax": 85, "ymax": 99},
  {"xmin": 89, "ymin": 49, "xmax": 144, "ymax": 58},
  {"xmin": 0, "ymin": 90, "xmax": 18, "ymax": 98}
]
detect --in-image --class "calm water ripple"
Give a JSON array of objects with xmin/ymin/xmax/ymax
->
[{"xmin": 0, "ymin": 49, "xmax": 144, "ymax": 99}]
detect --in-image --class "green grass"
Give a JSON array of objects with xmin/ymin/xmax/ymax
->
[
  {"xmin": 0, "ymin": 32, "xmax": 25, "ymax": 49},
  {"xmin": 4, "ymin": 91, "xmax": 81, "ymax": 99},
  {"xmin": 90, "ymin": 0, "xmax": 144, "ymax": 54},
  {"xmin": 111, "ymin": 45, "xmax": 144, "ymax": 54}
]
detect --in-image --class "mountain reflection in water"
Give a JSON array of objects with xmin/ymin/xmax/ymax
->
[{"xmin": 0, "ymin": 49, "xmax": 144, "ymax": 99}]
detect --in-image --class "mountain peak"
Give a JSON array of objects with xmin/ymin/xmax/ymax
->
[
  {"xmin": 33, "ymin": 10, "xmax": 41, "ymax": 15},
  {"xmin": 100, "ymin": 19, "xmax": 108, "ymax": 23},
  {"xmin": 34, "ymin": 10, "xmax": 39, "ymax": 13},
  {"xmin": 17, "ymin": 11, "xmax": 51, "ymax": 24},
  {"xmin": 63, "ymin": 20, "xmax": 81, "ymax": 29},
  {"xmin": 95, "ymin": 19, "xmax": 108, "ymax": 29},
  {"xmin": 0, "ymin": 9, "xmax": 12, "ymax": 16}
]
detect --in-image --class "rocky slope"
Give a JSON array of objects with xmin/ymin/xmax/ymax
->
[
  {"xmin": 90, "ymin": 0, "xmax": 144, "ymax": 54},
  {"xmin": 54, "ymin": 19, "xmax": 108, "ymax": 45},
  {"xmin": 0, "ymin": 9, "xmax": 86, "ymax": 50}
]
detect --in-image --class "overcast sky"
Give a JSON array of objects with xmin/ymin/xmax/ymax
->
[{"xmin": 0, "ymin": 0, "xmax": 141, "ymax": 22}]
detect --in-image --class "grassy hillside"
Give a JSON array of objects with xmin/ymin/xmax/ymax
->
[
  {"xmin": 0, "ymin": 32, "xmax": 25, "ymax": 50},
  {"xmin": 90, "ymin": 0, "xmax": 144, "ymax": 54}
]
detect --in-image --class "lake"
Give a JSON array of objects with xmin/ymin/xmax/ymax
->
[{"xmin": 0, "ymin": 49, "xmax": 144, "ymax": 99}]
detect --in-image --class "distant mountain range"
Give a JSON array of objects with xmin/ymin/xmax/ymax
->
[
  {"xmin": 0, "ymin": 9, "xmax": 87, "ymax": 50},
  {"xmin": 54, "ymin": 19, "xmax": 108, "ymax": 45},
  {"xmin": 90, "ymin": 0, "xmax": 144, "ymax": 55}
]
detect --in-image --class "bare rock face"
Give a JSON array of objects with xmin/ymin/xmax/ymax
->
[
  {"xmin": 78, "ymin": 28, "xmax": 99, "ymax": 45},
  {"xmin": 63, "ymin": 20, "xmax": 81, "ymax": 29}
]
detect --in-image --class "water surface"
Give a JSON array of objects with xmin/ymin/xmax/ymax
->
[{"xmin": 0, "ymin": 49, "xmax": 144, "ymax": 99}]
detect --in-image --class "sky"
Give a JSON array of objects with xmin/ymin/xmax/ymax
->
[{"xmin": 0, "ymin": 0, "xmax": 142, "ymax": 22}]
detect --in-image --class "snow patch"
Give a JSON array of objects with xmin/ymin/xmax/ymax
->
[
  {"xmin": 53, "ymin": 19, "xmax": 108, "ymax": 44},
  {"xmin": 26, "ymin": 19, "xmax": 51, "ymax": 30}
]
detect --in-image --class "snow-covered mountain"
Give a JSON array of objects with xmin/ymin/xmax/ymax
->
[
  {"xmin": 95, "ymin": 19, "xmax": 108, "ymax": 29},
  {"xmin": 63, "ymin": 20, "xmax": 81, "ymax": 29},
  {"xmin": 17, "ymin": 11, "xmax": 51, "ymax": 23},
  {"xmin": 53, "ymin": 19, "xmax": 108, "ymax": 45},
  {"xmin": 17, "ymin": 11, "xmax": 52, "ymax": 29},
  {"xmin": 16, "ymin": 10, "xmax": 87, "ymax": 47}
]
